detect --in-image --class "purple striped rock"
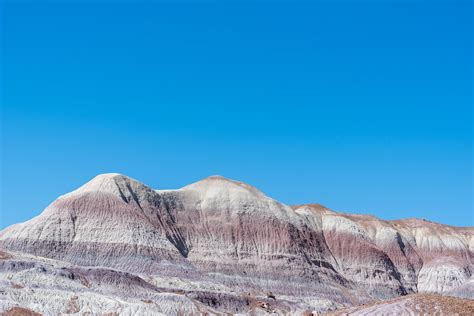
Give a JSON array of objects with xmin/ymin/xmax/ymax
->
[{"xmin": 0, "ymin": 173, "xmax": 472, "ymax": 314}]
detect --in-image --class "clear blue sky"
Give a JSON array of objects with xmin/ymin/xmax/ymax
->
[{"xmin": 1, "ymin": 1, "xmax": 472, "ymax": 228}]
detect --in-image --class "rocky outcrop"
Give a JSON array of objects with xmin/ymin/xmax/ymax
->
[
  {"xmin": 326, "ymin": 293, "xmax": 474, "ymax": 315},
  {"xmin": 0, "ymin": 173, "xmax": 472, "ymax": 314}
]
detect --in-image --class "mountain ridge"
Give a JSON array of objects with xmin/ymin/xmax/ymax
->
[{"xmin": 0, "ymin": 173, "xmax": 472, "ymax": 314}]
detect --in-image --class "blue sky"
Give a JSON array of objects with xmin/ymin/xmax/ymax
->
[{"xmin": 1, "ymin": 1, "xmax": 472, "ymax": 228}]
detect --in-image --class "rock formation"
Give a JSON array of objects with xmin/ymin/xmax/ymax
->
[{"xmin": 0, "ymin": 173, "xmax": 472, "ymax": 314}]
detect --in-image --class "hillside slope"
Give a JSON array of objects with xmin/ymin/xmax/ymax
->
[{"xmin": 1, "ymin": 174, "xmax": 472, "ymax": 314}]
